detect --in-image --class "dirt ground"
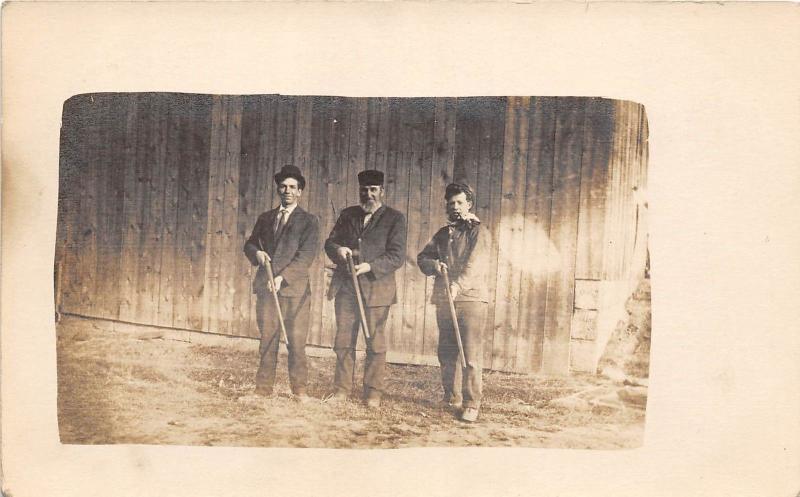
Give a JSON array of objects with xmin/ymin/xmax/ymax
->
[{"xmin": 57, "ymin": 281, "xmax": 650, "ymax": 449}]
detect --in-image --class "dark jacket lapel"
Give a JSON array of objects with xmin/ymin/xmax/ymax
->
[{"xmin": 361, "ymin": 205, "xmax": 386, "ymax": 236}]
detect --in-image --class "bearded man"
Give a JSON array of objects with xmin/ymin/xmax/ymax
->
[{"xmin": 324, "ymin": 169, "xmax": 407, "ymax": 408}]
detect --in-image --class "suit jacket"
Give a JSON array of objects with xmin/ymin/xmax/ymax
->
[
  {"xmin": 417, "ymin": 219, "xmax": 490, "ymax": 304},
  {"xmin": 243, "ymin": 206, "xmax": 320, "ymax": 298},
  {"xmin": 324, "ymin": 204, "xmax": 407, "ymax": 307}
]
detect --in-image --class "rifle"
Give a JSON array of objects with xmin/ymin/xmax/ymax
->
[
  {"xmin": 346, "ymin": 252, "xmax": 371, "ymax": 340},
  {"xmin": 258, "ymin": 239, "xmax": 288, "ymax": 344},
  {"xmin": 440, "ymin": 239, "xmax": 467, "ymax": 369}
]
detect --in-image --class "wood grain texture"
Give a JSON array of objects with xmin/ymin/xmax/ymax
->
[
  {"xmin": 542, "ymin": 97, "xmax": 586, "ymax": 375},
  {"xmin": 492, "ymin": 96, "xmax": 530, "ymax": 372},
  {"xmin": 517, "ymin": 96, "xmax": 557, "ymax": 372},
  {"xmin": 56, "ymin": 94, "xmax": 648, "ymax": 375}
]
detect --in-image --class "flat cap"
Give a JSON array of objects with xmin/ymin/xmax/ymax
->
[{"xmin": 358, "ymin": 169, "xmax": 384, "ymax": 187}]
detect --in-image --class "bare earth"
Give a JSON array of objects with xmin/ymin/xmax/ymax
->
[{"xmin": 57, "ymin": 282, "xmax": 649, "ymax": 449}]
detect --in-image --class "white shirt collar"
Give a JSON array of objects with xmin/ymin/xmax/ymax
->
[{"xmin": 279, "ymin": 203, "xmax": 299, "ymax": 215}]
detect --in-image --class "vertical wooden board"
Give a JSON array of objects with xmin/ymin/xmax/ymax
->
[
  {"xmin": 94, "ymin": 95, "xmax": 127, "ymax": 321},
  {"xmin": 391, "ymin": 99, "xmax": 414, "ymax": 356},
  {"xmin": 132, "ymin": 94, "xmax": 156, "ymax": 323},
  {"xmin": 623, "ymin": 102, "xmax": 642, "ymax": 276},
  {"xmin": 132, "ymin": 94, "xmax": 162, "ymax": 326},
  {"xmin": 618, "ymin": 101, "xmax": 634, "ymax": 279},
  {"xmin": 90, "ymin": 95, "xmax": 113, "ymax": 319},
  {"xmin": 180, "ymin": 95, "xmax": 213, "ymax": 331},
  {"xmin": 476, "ymin": 98, "xmax": 507, "ymax": 367},
  {"xmin": 542, "ymin": 97, "xmax": 586, "ymax": 375},
  {"xmin": 601, "ymin": 101, "xmax": 622, "ymax": 280},
  {"xmin": 621, "ymin": 102, "xmax": 634, "ymax": 274},
  {"xmin": 65, "ymin": 96, "xmax": 93, "ymax": 315},
  {"xmin": 406, "ymin": 99, "xmax": 434, "ymax": 359},
  {"xmin": 203, "ymin": 95, "xmax": 229, "ymax": 333},
  {"xmin": 171, "ymin": 96, "xmax": 194, "ymax": 330},
  {"xmin": 275, "ymin": 95, "xmax": 298, "ymax": 207},
  {"xmin": 491, "ymin": 96, "xmax": 530, "ymax": 372},
  {"xmin": 77, "ymin": 96, "xmax": 102, "ymax": 317},
  {"xmin": 306, "ymin": 97, "xmax": 329, "ymax": 346},
  {"xmin": 156, "ymin": 96, "xmax": 181, "ymax": 328},
  {"xmin": 312, "ymin": 97, "xmax": 336, "ymax": 347},
  {"xmin": 118, "ymin": 96, "xmax": 143, "ymax": 323},
  {"xmin": 421, "ymin": 98, "xmax": 457, "ymax": 358},
  {"xmin": 232, "ymin": 96, "xmax": 262, "ymax": 338},
  {"xmin": 56, "ymin": 97, "xmax": 82, "ymax": 313},
  {"xmin": 383, "ymin": 98, "xmax": 405, "ymax": 351},
  {"xmin": 604, "ymin": 100, "xmax": 639, "ymax": 281},
  {"xmin": 219, "ymin": 97, "xmax": 243, "ymax": 335},
  {"xmin": 293, "ymin": 96, "xmax": 314, "ymax": 210},
  {"xmin": 254, "ymin": 96, "xmax": 277, "ymax": 217},
  {"xmin": 575, "ymin": 98, "xmax": 615, "ymax": 280},
  {"xmin": 146, "ymin": 94, "xmax": 170, "ymax": 325},
  {"xmin": 347, "ymin": 97, "xmax": 367, "ymax": 223},
  {"xmin": 106, "ymin": 96, "xmax": 132, "ymax": 321},
  {"xmin": 463, "ymin": 99, "xmax": 482, "ymax": 197},
  {"xmin": 323, "ymin": 97, "xmax": 353, "ymax": 346},
  {"xmin": 453, "ymin": 98, "xmax": 479, "ymax": 186},
  {"xmin": 515, "ymin": 97, "xmax": 557, "ymax": 372}
]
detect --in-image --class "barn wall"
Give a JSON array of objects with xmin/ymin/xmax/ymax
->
[{"xmin": 56, "ymin": 93, "xmax": 648, "ymax": 374}]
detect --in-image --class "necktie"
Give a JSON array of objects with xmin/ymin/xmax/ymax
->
[{"xmin": 274, "ymin": 208, "xmax": 288, "ymax": 237}]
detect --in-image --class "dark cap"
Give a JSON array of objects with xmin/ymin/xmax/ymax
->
[
  {"xmin": 274, "ymin": 165, "xmax": 306, "ymax": 190},
  {"xmin": 445, "ymin": 182, "xmax": 475, "ymax": 203},
  {"xmin": 358, "ymin": 169, "xmax": 384, "ymax": 187}
]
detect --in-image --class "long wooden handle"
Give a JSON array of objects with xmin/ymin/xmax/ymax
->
[
  {"xmin": 441, "ymin": 266, "xmax": 467, "ymax": 369},
  {"xmin": 346, "ymin": 252, "xmax": 371, "ymax": 340},
  {"xmin": 263, "ymin": 258, "xmax": 289, "ymax": 344}
]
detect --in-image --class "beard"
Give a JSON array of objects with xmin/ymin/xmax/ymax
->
[{"xmin": 360, "ymin": 199, "xmax": 380, "ymax": 213}]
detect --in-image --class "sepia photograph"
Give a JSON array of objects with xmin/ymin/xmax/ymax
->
[
  {"xmin": 3, "ymin": 2, "xmax": 799, "ymax": 496},
  {"xmin": 55, "ymin": 93, "xmax": 650, "ymax": 448}
]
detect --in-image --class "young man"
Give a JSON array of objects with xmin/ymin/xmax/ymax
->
[
  {"xmin": 417, "ymin": 183, "xmax": 490, "ymax": 422},
  {"xmin": 243, "ymin": 165, "xmax": 320, "ymax": 402},
  {"xmin": 324, "ymin": 169, "xmax": 407, "ymax": 408}
]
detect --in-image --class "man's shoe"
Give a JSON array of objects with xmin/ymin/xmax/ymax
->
[
  {"xmin": 441, "ymin": 395, "xmax": 463, "ymax": 409},
  {"xmin": 366, "ymin": 396, "xmax": 381, "ymax": 409},
  {"xmin": 461, "ymin": 407, "xmax": 479, "ymax": 423}
]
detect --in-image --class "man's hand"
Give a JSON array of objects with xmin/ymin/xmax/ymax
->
[
  {"xmin": 437, "ymin": 261, "xmax": 448, "ymax": 275},
  {"xmin": 450, "ymin": 283, "xmax": 460, "ymax": 300},
  {"xmin": 337, "ymin": 246, "xmax": 353, "ymax": 262},
  {"xmin": 269, "ymin": 276, "xmax": 284, "ymax": 293},
  {"xmin": 256, "ymin": 251, "xmax": 271, "ymax": 266},
  {"xmin": 354, "ymin": 262, "xmax": 371, "ymax": 276}
]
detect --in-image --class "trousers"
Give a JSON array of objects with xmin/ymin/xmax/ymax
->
[
  {"xmin": 436, "ymin": 301, "xmax": 487, "ymax": 409},
  {"xmin": 255, "ymin": 288, "xmax": 310, "ymax": 394},
  {"xmin": 333, "ymin": 290, "xmax": 390, "ymax": 399}
]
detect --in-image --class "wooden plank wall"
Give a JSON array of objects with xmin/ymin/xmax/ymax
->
[{"xmin": 56, "ymin": 93, "xmax": 647, "ymax": 374}]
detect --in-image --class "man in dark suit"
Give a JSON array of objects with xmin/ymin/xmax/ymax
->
[
  {"xmin": 324, "ymin": 170, "xmax": 407, "ymax": 408},
  {"xmin": 417, "ymin": 183, "xmax": 490, "ymax": 422},
  {"xmin": 243, "ymin": 165, "xmax": 320, "ymax": 401}
]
